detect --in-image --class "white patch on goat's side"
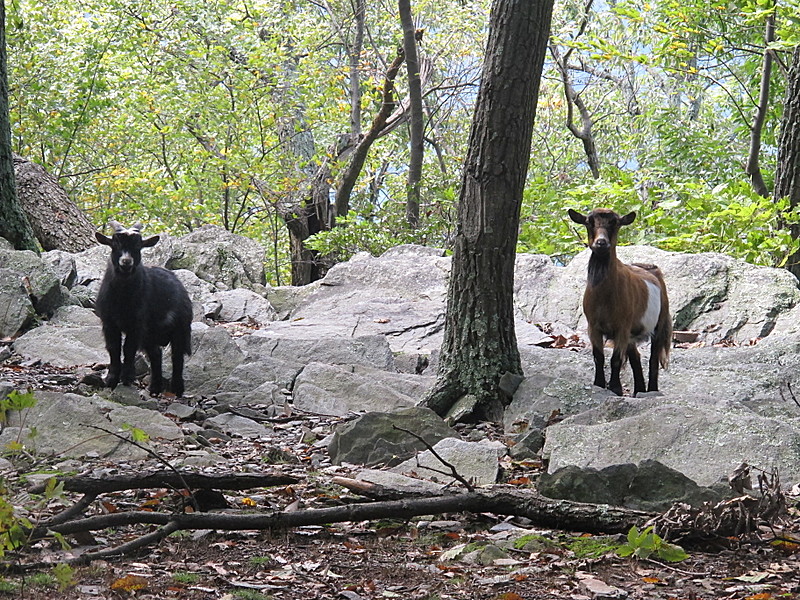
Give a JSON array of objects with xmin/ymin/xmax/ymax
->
[{"xmin": 640, "ymin": 281, "xmax": 661, "ymax": 335}]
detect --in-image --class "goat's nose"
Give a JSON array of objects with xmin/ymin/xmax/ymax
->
[{"xmin": 593, "ymin": 238, "xmax": 609, "ymax": 248}]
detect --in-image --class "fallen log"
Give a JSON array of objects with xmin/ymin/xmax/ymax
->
[{"xmin": 32, "ymin": 486, "xmax": 655, "ymax": 546}]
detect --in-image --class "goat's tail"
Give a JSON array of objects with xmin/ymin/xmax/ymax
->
[{"xmin": 652, "ymin": 270, "xmax": 672, "ymax": 369}]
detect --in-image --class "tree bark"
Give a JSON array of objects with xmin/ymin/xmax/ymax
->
[
  {"xmin": 13, "ymin": 154, "xmax": 97, "ymax": 252},
  {"xmin": 0, "ymin": 1, "xmax": 37, "ymax": 252},
  {"xmin": 399, "ymin": 0, "xmax": 424, "ymax": 228},
  {"xmin": 777, "ymin": 47, "xmax": 800, "ymax": 279},
  {"xmin": 421, "ymin": 0, "xmax": 554, "ymax": 421}
]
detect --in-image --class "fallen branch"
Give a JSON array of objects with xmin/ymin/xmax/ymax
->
[
  {"xmin": 392, "ymin": 425, "xmax": 474, "ymax": 491},
  {"xmin": 29, "ymin": 470, "xmax": 298, "ymax": 495},
  {"xmin": 30, "ymin": 486, "xmax": 654, "ymax": 545}
]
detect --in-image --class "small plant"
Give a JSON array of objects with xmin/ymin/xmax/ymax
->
[
  {"xmin": 0, "ymin": 389, "xmax": 38, "ymax": 451},
  {"xmin": 52, "ymin": 563, "xmax": 76, "ymax": 592},
  {"xmin": 566, "ymin": 535, "xmax": 620, "ymax": 559},
  {"xmin": 0, "ymin": 578, "xmax": 19, "ymax": 595},
  {"xmin": 249, "ymin": 555, "xmax": 273, "ymax": 566},
  {"xmin": 172, "ymin": 571, "xmax": 201, "ymax": 584},
  {"xmin": 617, "ymin": 526, "xmax": 688, "ymax": 562},
  {"xmin": 0, "ymin": 389, "xmax": 37, "ymax": 425},
  {"xmin": 512, "ymin": 533, "xmax": 557, "ymax": 552}
]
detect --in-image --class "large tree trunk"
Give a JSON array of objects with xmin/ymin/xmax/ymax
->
[
  {"xmin": 422, "ymin": 0, "xmax": 554, "ymax": 421},
  {"xmin": 777, "ymin": 47, "xmax": 800, "ymax": 280},
  {"xmin": 0, "ymin": 1, "xmax": 37, "ymax": 252},
  {"xmin": 13, "ymin": 154, "xmax": 96, "ymax": 252}
]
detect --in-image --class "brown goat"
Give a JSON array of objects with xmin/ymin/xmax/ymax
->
[{"xmin": 568, "ymin": 208, "xmax": 672, "ymax": 396}]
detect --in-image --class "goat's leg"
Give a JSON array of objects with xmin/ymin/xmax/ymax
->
[
  {"xmin": 589, "ymin": 331, "xmax": 606, "ymax": 389},
  {"xmin": 608, "ymin": 346, "xmax": 625, "ymax": 396},
  {"xmin": 170, "ymin": 350, "xmax": 185, "ymax": 398},
  {"xmin": 120, "ymin": 333, "xmax": 138, "ymax": 385},
  {"xmin": 146, "ymin": 345, "xmax": 165, "ymax": 395},
  {"xmin": 647, "ymin": 341, "xmax": 661, "ymax": 392},
  {"xmin": 102, "ymin": 323, "xmax": 122, "ymax": 389},
  {"xmin": 627, "ymin": 344, "xmax": 646, "ymax": 395}
]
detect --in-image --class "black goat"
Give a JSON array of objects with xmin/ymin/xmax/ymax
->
[{"xmin": 95, "ymin": 221, "xmax": 192, "ymax": 397}]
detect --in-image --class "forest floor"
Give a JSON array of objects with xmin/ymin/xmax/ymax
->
[{"xmin": 3, "ymin": 358, "xmax": 800, "ymax": 600}]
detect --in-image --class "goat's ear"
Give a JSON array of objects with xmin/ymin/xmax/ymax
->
[
  {"xmin": 620, "ymin": 211, "xmax": 636, "ymax": 226},
  {"xmin": 96, "ymin": 232, "xmax": 113, "ymax": 246},
  {"xmin": 141, "ymin": 235, "xmax": 160, "ymax": 248},
  {"xmin": 568, "ymin": 209, "xmax": 586, "ymax": 225}
]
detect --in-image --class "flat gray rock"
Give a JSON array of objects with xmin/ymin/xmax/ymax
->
[{"xmin": 2, "ymin": 391, "xmax": 182, "ymax": 460}]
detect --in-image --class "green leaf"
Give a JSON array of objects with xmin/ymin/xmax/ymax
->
[{"xmin": 657, "ymin": 542, "xmax": 689, "ymax": 563}]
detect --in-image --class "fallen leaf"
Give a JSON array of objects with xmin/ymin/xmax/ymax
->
[
  {"xmin": 110, "ymin": 575, "xmax": 148, "ymax": 592},
  {"xmin": 734, "ymin": 571, "xmax": 771, "ymax": 583},
  {"xmin": 507, "ymin": 476, "xmax": 530, "ymax": 486}
]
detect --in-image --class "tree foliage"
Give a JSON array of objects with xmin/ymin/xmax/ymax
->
[{"xmin": 4, "ymin": 0, "xmax": 800, "ymax": 273}]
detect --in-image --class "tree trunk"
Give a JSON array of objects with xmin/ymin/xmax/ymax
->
[
  {"xmin": 777, "ymin": 47, "xmax": 800, "ymax": 279},
  {"xmin": 422, "ymin": 0, "xmax": 554, "ymax": 421},
  {"xmin": 335, "ymin": 48, "xmax": 405, "ymax": 218},
  {"xmin": 746, "ymin": 11, "xmax": 774, "ymax": 198},
  {"xmin": 0, "ymin": 1, "xmax": 37, "ymax": 253},
  {"xmin": 399, "ymin": 0, "xmax": 423, "ymax": 228},
  {"xmin": 282, "ymin": 163, "xmax": 334, "ymax": 286},
  {"xmin": 13, "ymin": 154, "xmax": 97, "ymax": 252},
  {"xmin": 349, "ymin": 0, "xmax": 365, "ymax": 138}
]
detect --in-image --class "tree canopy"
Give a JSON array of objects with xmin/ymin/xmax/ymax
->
[{"xmin": 5, "ymin": 0, "xmax": 800, "ymax": 278}]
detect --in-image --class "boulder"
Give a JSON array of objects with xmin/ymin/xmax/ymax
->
[
  {"xmin": 526, "ymin": 246, "xmax": 800, "ymax": 345},
  {"xmin": 167, "ymin": 225, "xmax": 266, "ymax": 289},
  {"xmin": 216, "ymin": 358, "xmax": 301, "ymax": 396},
  {"xmin": 285, "ymin": 245, "xmax": 450, "ymax": 353},
  {"xmin": 184, "ymin": 323, "xmax": 246, "ymax": 395},
  {"xmin": 0, "ymin": 267, "xmax": 36, "ymax": 338},
  {"xmin": 236, "ymin": 330, "xmax": 395, "ymax": 371},
  {"xmin": 0, "ymin": 249, "xmax": 70, "ymax": 337},
  {"xmin": 203, "ymin": 413, "xmax": 271, "ymax": 439},
  {"xmin": 42, "ymin": 249, "xmax": 77, "ymax": 288},
  {"xmin": 213, "ymin": 288, "xmax": 277, "ymax": 324},
  {"xmin": 2, "ymin": 391, "xmax": 182, "ymax": 460},
  {"xmin": 538, "ymin": 460, "xmax": 728, "ymax": 512},
  {"xmin": 391, "ymin": 438, "xmax": 506, "ymax": 486},
  {"xmin": 542, "ymin": 392, "xmax": 800, "ymax": 487},
  {"xmin": 328, "ymin": 407, "xmax": 457, "ymax": 466},
  {"xmin": 293, "ymin": 362, "xmax": 435, "ymax": 416},
  {"xmin": 12, "ymin": 306, "xmax": 106, "ymax": 366}
]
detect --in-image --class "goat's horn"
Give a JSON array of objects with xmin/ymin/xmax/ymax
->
[
  {"xmin": 131, "ymin": 223, "xmax": 144, "ymax": 232},
  {"xmin": 109, "ymin": 220, "xmax": 124, "ymax": 233}
]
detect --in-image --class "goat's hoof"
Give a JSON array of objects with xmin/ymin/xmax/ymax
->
[{"xmin": 149, "ymin": 379, "xmax": 165, "ymax": 396}]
